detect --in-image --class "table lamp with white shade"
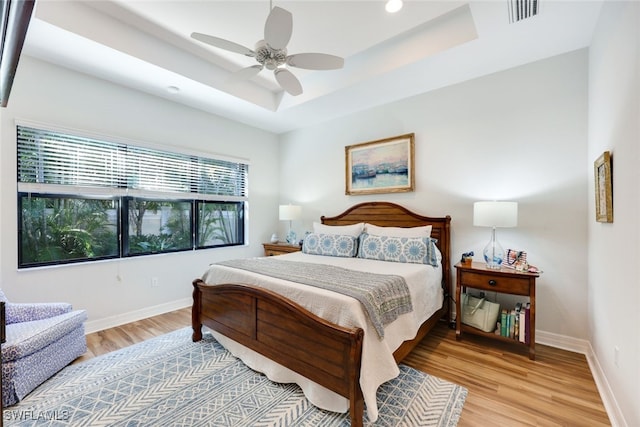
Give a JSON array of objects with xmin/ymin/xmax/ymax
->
[
  {"xmin": 473, "ymin": 201, "xmax": 518, "ymax": 269},
  {"xmin": 279, "ymin": 204, "xmax": 302, "ymax": 245}
]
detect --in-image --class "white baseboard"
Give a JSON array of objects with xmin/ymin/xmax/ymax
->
[
  {"xmin": 583, "ymin": 342, "xmax": 628, "ymax": 427},
  {"xmin": 536, "ymin": 329, "xmax": 591, "ymax": 354},
  {"xmin": 537, "ymin": 330, "xmax": 627, "ymax": 427},
  {"xmin": 84, "ymin": 297, "xmax": 191, "ymax": 334}
]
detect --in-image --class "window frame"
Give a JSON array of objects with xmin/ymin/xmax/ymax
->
[
  {"xmin": 16, "ymin": 123, "xmax": 249, "ymax": 269},
  {"xmin": 195, "ymin": 200, "xmax": 245, "ymax": 250},
  {"xmin": 123, "ymin": 196, "xmax": 196, "ymax": 258},
  {"xmin": 17, "ymin": 192, "xmax": 121, "ymax": 268}
]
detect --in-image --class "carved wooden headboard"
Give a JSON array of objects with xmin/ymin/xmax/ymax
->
[{"xmin": 321, "ymin": 201, "xmax": 452, "ymax": 294}]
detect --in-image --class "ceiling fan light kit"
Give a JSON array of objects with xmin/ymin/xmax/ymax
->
[
  {"xmin": 254, "ymin": 40, "xmax": 287, "ymax": 71},
  {"xmin": 191, "ymin": 4, "xmax": 344, "ymax": 96}
]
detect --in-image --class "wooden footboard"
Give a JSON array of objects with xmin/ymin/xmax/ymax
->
[{"xmin": 192, "ymin": 279, "xmax": 365, "ymax": 427}]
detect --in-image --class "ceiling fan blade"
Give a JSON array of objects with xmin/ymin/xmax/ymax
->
[
  {"xmin": 264, "ymin": 6, "xmax": 293, "ymax": 50},
  {"xmin": 230, "ymin": 65, "xmax": 264, "ymax": 81},
  {"xmin": 191, "ymin": 32, "xmax": 255, "ymax": 57},
  {"xmin": 286, "ymin": 53, "xmax": 345, "ymax": 70},
  {"xmin": 274, "ymin": 68, "xmax": 303, "ymax": 96}
]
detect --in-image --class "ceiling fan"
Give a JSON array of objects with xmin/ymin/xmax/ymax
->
[{"xmin": 191, "ymin": 2, "xmax": 344, "ymax": 96}]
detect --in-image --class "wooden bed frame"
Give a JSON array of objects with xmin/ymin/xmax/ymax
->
[{"xmin": 192, "ymin": 202, "xmax": 451, "ymax": 426}]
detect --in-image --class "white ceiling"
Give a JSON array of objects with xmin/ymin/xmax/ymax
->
[{"xmin": 22, "ymin": 0, "xmax": 603, "ymax": 134}]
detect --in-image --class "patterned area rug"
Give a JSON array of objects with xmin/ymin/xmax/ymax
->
[{"xmin": 5, "ymin": 328, "xmax": 467, "ymax": 426}]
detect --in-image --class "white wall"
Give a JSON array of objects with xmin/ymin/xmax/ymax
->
[
  {"xmin": 0, "ymin": 57, "xmax": 280, "ymax": 331},
  {"xmin": 279, "ymin": 50, "xmax": 589, "ymax": 339},
  {"xmin": 588, "ymin": 2, "xmax": 639, "ymax": 426}
]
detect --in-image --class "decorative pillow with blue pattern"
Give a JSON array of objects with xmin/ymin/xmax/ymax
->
[
  {"xmin": 357, "ymin": 233, "xmax": 439, "ymax": 266},
  {"xmin": 302, "ymin": 233, "xmax": 359, "ymax": 258}
]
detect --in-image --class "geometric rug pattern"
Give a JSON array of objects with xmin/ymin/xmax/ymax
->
[{"xmin": 5, "ymin": 327, "xmax": 466, "ymax": 426}]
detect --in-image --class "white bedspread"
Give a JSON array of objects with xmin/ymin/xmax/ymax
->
[{"xmin": 200, "ymin": 252, "xmax": 443, "ymax": 422}]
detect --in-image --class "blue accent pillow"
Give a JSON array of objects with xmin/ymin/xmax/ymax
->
[
  {"xmin": 357, "ymin": 233, "xmax": 439, "ymax": 266},
  {"xmin": 302, "ymin": 233, "xmax": 359, "ymax": 258}
]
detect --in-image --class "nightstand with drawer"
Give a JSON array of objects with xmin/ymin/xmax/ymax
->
[
  {"xmin": 455, "ymin": 261, "xmax": 539, "ymax": 360},
  {"xmin": 262, "ymin": 242, "xmax": 302, "ymax": 256}
]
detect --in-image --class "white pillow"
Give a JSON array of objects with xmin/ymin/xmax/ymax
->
[
  {"xmin": 313, "ymin": 222, "xmax": 364, "ymax": 237},
  {"xmin": 364, "ymin": 223, "xmax": 432, "ymax": 238}
]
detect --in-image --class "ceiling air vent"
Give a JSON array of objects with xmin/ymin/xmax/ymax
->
[{"xmin": 508, "ymin": 0, "xmax": 538, "ymax": 23}]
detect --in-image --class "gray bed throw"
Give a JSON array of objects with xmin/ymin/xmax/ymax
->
[{"xmin": 216, "ymin": 258, "xmax": 413, "ymax": 338}]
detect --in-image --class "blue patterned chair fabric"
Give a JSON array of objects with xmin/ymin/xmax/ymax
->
[{"xmin": 0, "ymin": 289, "xmax": 87, "ymax": 406}]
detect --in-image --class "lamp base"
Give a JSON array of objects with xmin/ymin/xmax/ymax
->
[
  {"xmin": 483, "ymin": 236, "xmax": 504, "ymax": 269},
  {"xmin": 286, "ymin": 229, "xmax": 297, "ymax": 245}
]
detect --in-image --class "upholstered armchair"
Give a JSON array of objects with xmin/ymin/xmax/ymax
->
[{"xmin": 0, "ymin": 289, "xmax": 87, "ymax": 406}]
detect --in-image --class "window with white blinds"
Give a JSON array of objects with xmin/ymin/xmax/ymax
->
[
  {"xmin": 16, "ymin": 125, "xmax": 247, "ymax": 268},
  {"xmin": 17, "ymin": 125, "xmax": 248, "ymax": 199}
]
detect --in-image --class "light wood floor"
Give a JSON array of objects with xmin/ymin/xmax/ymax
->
[{"xmin": 78, "ymin": 308, "xmax": 611, "ymax": 426}]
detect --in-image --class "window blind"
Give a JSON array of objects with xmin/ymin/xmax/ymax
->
[{"xmin": 17, "ymin": 125, "xmax": 248, "ymax": 198}]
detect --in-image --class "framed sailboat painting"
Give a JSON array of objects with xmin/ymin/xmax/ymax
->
[{"xmin": 345, "ymin": 133, "xmax": 415, "ymax": 196}]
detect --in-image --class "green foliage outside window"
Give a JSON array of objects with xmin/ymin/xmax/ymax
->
[
  {"xmin": 127, "ymin": 199, "xmax": 192, "ymax": 255},
  {"xmin": 20, "ymin": 196, "xmax": 118, "ymax": 266},
  {"xmin": 197, "ymin": 202, "xmax": 243, "ymax": 248}
]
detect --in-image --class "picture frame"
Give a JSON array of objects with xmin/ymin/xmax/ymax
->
[
  {"xmin": 345, "ymin": 133, "xmax": 415, "ymax": 195},
  {"xmin": 594, "ymin": 151, "xmax": 613, "ymax": 223}
]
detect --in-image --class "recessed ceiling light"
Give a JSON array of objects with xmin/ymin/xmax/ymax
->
[
  {"xmin": 385, "ymin": 0, "xmax": 403, "ymax": 13},
  {"xmin": 167, "ymin": 86, "xmax": 180, "ymax": 94}
]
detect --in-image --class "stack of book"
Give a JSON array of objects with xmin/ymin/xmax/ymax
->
[{"xmin": 498, "ymin": 302, "xmax": 531, "ymax": 343}]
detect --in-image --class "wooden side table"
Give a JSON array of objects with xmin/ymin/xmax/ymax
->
[
  {"xmin": 455, "ymin": 261, "xmax": 539, "ymax": 360},
  {"xmin": 263, "ymin": 242, "xmax": 302, "ymax": 256}
]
